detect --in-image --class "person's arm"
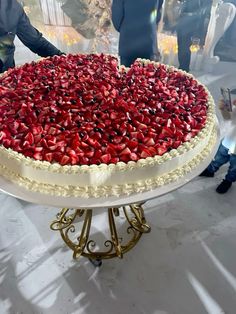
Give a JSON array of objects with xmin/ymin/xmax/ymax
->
[
  {"xmin": 111, "ymin": 0, "xmax": 124, "ymax": 32},
  {"xmin": 156, "ymin": 0, "xmax": 164, "ymax": 25},
  {"xmin": 16, "ymin": 9, "xmax": 63, "ymax": 57}
]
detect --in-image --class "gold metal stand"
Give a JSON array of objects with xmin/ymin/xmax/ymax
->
[{"xmin": 50, "ymin": 204, "xmax": 151, "ymax": 262}]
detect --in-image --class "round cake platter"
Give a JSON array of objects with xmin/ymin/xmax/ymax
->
[{"xmin": 0, "ymin": 123, "xmax": 220, "ymax": 265}]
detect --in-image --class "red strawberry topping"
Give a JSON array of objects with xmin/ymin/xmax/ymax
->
[{"xmin": 0, "ymin": 54, "xmax": 208, "ymax": 165}]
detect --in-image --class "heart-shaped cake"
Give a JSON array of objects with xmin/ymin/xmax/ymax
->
[{"xmin": 0, "ymin": 54, "xmax": 217, "ymax": 198}]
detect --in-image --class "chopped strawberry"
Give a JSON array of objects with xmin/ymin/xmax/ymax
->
[
  {"xmin": 87, "ymin": 138, "xmax": 101, "ymax": 149},
  {"xmin": 112, "ymin": 136, "xmax": 123, "ymax": 144},
  {"xmin": 33, "ymin": 152, "xmax": 43, "ymax": 160},
  {"xmin": 143, "ymin": 137, "xmax": 155, "ymax": 146},
  {"xmin": 140, "ymin": 148, "xmax": 152, "ymax": 158},
  {"xmin": 156, "ymin": 146, "xmax": 167, "ymax": 156},
  {"xmin": 130, "ymin": 152, "xmax": 138, "ymax": 161},
  {"xmin": 120, "ymin": 147, "xmax": 131, "ymax": 156},
  {"xmin": 100, "ymin": 153, "xmax": 111, "ymax": 164},
  {"xmin": 44, "ymin": 152, "xmax": 53, "ymax": 162},
  {"xmin": 159, "ymin": 126, "xmax": 174, "ymax": 139},
  {"xmin": 25, "ymin": 132, "xmax": 34, "ymax": 145},
  {"xmin": 110, "ymin": 157, "xmax": 119, "ymax": 164},
  {"xmin": 127, "ymin": 140, "xmax": 138, "ymax": 149},
  {"xmin": 60, "ymin": 155, "xmax": 70, "ymax": 165}
]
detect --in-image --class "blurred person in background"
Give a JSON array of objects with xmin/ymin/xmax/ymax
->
[
  {"xmin": 111, "ymin": 0, "xmax": 164, "ymax": 67},
  {"xmin": 215, "ymin": 0, "xmax": 236, "ymax": 61},
  {"xmin": 175, "ymin": 0, "xmax": 212, "ymax": 72},
  {"xmin": 0, "ymin": 0, "xmax": 63, "ymax": 73}
]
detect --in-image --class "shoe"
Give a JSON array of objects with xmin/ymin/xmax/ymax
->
[
  {"xmin": 216, "ymin": 179, "xmax": 232, "ymax": 194},
  {"xmin": 199, "ymin": 169, "xmax": 214, "ymax": 177}
]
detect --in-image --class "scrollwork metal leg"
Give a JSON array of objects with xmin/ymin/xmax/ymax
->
[
  {"xmin": 72, "ymin": 209, "xmax": 92, "ymax": 260},
  {"xmin": 124, "ymin": 204, "xmax": 151, "ymax": 233},
  {"xmin": 50, "ymin": 203, "xmax": 151, "ymax": 263},
  {"xmin": 108, "ymin": 208, "xmax": 123, "ymax": 258}
]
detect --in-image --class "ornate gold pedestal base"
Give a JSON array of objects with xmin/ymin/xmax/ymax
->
[{"xmin": 50, "ymin": 204, "xmax": 151, "ymax": 262}]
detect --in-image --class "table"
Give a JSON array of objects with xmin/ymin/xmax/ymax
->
[{"xmin": 0, "ymin": 125, "xmax": 220, "ymax": 265}]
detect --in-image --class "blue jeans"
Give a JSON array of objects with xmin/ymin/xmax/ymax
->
[{"xmin": 207, "ymin": 143, "xmax": 236, "ymax": 182}]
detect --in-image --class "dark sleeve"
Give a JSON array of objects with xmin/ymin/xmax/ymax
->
[
  {"xmin": 111, "ymin": 0, "xmax": 124, "ymax": 32},
  {"xmin": 156, "ymin": 0, "xmax": 164, "ymax": 24},
  {"xmin": 16, "ymin": 9, "xmax": 63, "ymax": 57}
]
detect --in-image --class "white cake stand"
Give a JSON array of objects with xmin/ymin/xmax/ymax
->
[{"xmin": 0, "ymin": 126, "xmax": 220, "ymax": 265}]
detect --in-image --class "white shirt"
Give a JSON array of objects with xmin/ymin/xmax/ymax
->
[{"xmin": 222, "ymin": 106, "xmax": 236, "ymax": 154}]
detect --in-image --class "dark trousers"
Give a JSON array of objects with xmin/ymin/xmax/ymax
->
[
  {"xmin": 207, "ymin": 143, "xmax": 236, "ymax": 182},
  {"xmin": 177, "ymin": 29, "xmax": 193, "ymax": 72}
]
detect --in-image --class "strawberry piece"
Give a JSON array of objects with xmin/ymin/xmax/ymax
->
[
  {"xmin": 147, "ymin": 147, "xmax": 156, "ymax": 156},
  {"xmin": 85, "ymin": 150, "xmax": 95, "ymax": 158},
  {"xmin": 71, "ymin": 155, "xmax": 79, "ymax": 165},
  {"xmin": 80, "ymin": 156, "xmax": 89, "ymax": 165},
  {"xmin": 144, "ymin": 137, "xmax": 155, "ymax": 146},
  {"xmin": 110, "ymin": 157, "xmax": 120, "ymax": 164},
  {"xmin": 0, "ymin": 131, "xmax": 7, "ymax": 141},
  {"xmin": 137, "ymin": 132, "xmax": 145, "ymax": 141},
  {"xmin": 159, "ymin": 126, "xmax": 174, "ymax": 139},
  {"xmin": 127, "ymin": 140, "xmax": 138, "ymax": 149},
  {"xmin": 33, "ymin": 152, "xmax": 43, "ymax": 160},
  {"xmin": 60, "ymin": 155, "xmax": 70, "ymax": 165},
  {"xmin": 45, "ymin": 152, "xmax": 53, "ymax": 162},
  {"xmin": 130, "ymin": 131, "xmax": 138, "ymax": 139},
  {"xmin": 9, "ymin": 121, "xmax": 20, "ymax": 134},
  {"xmin": 113, "ymin": 143, "xmax": 126, "ymax": 152},
  {"xmin": 130, "ymin": 152, "xmax": 138, "ymax": 161},
  {"xmin": 34, "ymin": 146, "xmax": 43, "ymax": 152},
  {"xmin": 18, "ymin": 123, "xmax": 29, "ymax": 133},
  {"xmin": 120, "ymin": 154, "xmax": 130, "ymax": 163},
  {"xmin": 156, "ymin": 146, "xmax": 167, "ymax": 156},
  {"xmin": 106, "ymin": 144, "xmax": 117, "ymax": 156},
  {"xmin": 110, "ymin": 112, "xmax": 118, "ymax": 120},
  {"xmin": 140, "ymin": 148, "xmax": 152, "ymax": 158},
  {"xmin": 94, "ymin": 150, "xmax": 102, "ymax": 158},
  {"xmin": 137, "ymin": 122, "xmax": 148, "ymax": 130},
  {"xmin": 112, "ymin": 136, "xmax": 123, "ymax": 144},
  {"xmin": 120, "ymin": 147, "xmax": 131, "ymax": 156},
  {"xmin": 2, "ymin": 139, "xmax": 11, "ymax": 147},
  {"xmin": 25, "ymin": 132, "xmax": 34, "ymax": 145},
  {"xmin": 100, "ymin": 153, "xmax": 111, "ymax": 164},
  {"xmin": 87, "ymin": 138, "xmax": 101, "ymax": 149},
  {"xmin": 172, "ymin": 140, "xmax": 182, "ymax": 149},
  {"xmin": 184, "ymin": 132, "xmax": 194, "ymax": 141}
]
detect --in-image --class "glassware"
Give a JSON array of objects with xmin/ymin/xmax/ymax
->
[{"xmin": 190, "ymin": 37, "xmax": 201, "ymax": 52}]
